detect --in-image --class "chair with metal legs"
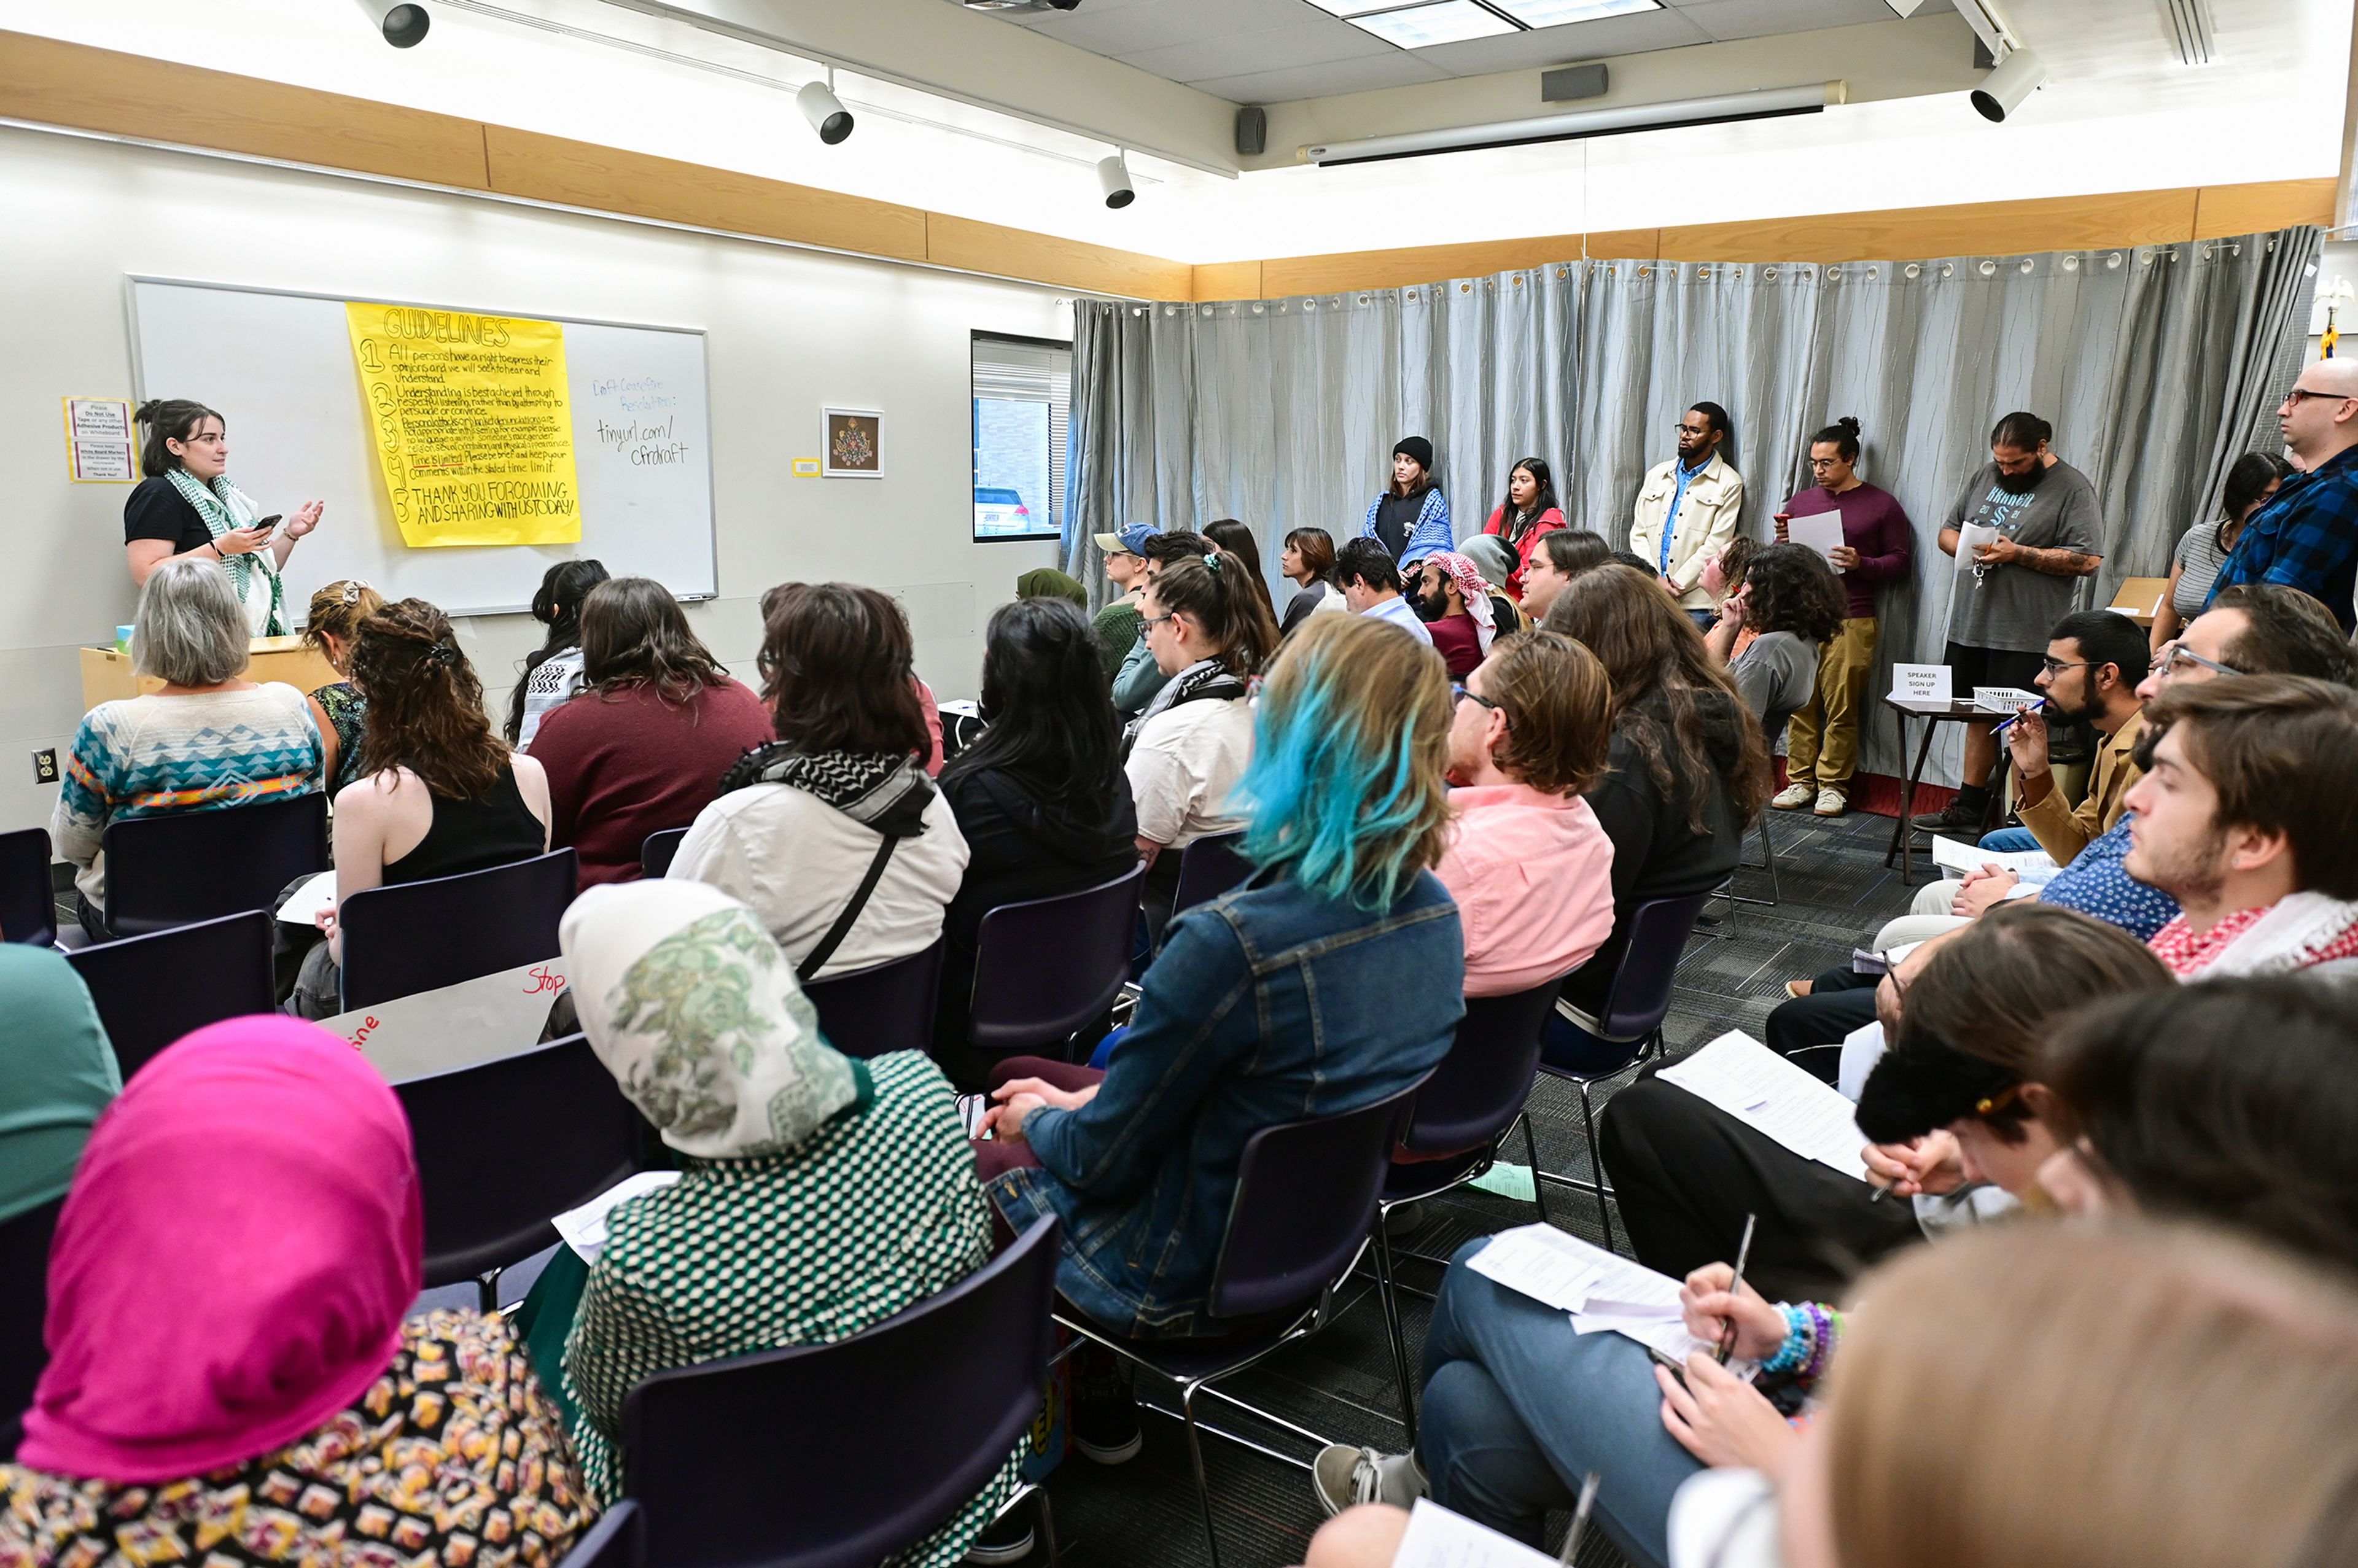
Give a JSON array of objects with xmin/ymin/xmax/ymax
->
[
  {"xmin": 1532, "ymin": 893, "xmax": 1717, "ymax": 1253},
  {"xmin": 1053, "ymin": 1074, "xmax": 1430, "ymax": 1568},
  {"xmin": 1712, "ymin": 808, "xmax": 1784, "ymax": 926}
]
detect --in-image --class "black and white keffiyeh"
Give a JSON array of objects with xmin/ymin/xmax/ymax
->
[{"xmin": 718, "ymin": 744, "xmax": 935, "ymax": 837}]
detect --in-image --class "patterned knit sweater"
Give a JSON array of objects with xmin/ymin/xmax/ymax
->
[
  {"xmin": 52, "ymin": 685, "xmax": 322, "ymax": 904},
  {"xmin": 558, "ymin": 1049, "xmax": 1021, "ymax": 1565}
]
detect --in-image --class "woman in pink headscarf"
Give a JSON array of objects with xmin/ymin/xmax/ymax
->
[{"xmin": 0, "ymin": 1017, "xmax": 593, "ymax": 1568}]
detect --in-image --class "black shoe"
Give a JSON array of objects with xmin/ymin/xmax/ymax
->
[
  {"xmin": 1073, "ymin": 1382, "xmax": 1143, "ymax": 1464},
  {"xmin": 1912, "ymin": 786, "xmax": 1990, "ymax": 835},
  {"xmin": 965, "ymin": 1495, "xmax": 1036, "ymax": 1564}
]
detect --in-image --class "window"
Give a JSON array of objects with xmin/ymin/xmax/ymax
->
[{"xmin": 971, "ymin": 332, "xmax": 1070, "ymax": 542}]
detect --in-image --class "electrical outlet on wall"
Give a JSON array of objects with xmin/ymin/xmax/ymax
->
[{"xmin": 31, "ymin": 748, "xmax": 58, "ymax": 785}]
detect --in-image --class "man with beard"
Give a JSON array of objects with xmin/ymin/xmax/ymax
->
[
  {"xmin": 1986, "ymin": 609, "xmax": 2150, "ymax": 861},
  {"xmin": 2125, "ymin": 673, "xmax": 2358, "ymax": 982},
  {"xmin": 1912, "ymin": 411, "xmax": 2102, "ymax": 835},
  {"xmin": 1407, "ymin": 551, "xmax": 1497, "ymax": 679}
]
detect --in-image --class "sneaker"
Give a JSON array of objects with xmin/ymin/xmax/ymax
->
[
  {"xmin": 1382, "ymin": 1200, "xmax": 1424, "ymax": 1238},
  {"xmin": 1910, "ymin": 799, "xmax": 1985, "ymax": 834},
  {"xmin": 1312, "ymin": 1446, "xmax": 1428, "ymax": 1518},
  {"xmin": 1072, "ymin": 1383, "xmax": 1143, "ymax": 1465},
  {"xmin": 1813, "ymin": 786, "xmax": 1848, "ymax": 818},
  {"xmin": 965, "ymin": 1496, "xmax": 1035, "ymax": 1564},
  {"xmin": 1771, "ymin": 782, "xmax": 1814, "ymax": 810}
]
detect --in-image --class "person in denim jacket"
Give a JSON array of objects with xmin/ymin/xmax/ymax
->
[{"xmin": 978, "ymin": 613, "xmax": 1466, "ymax": 1357}]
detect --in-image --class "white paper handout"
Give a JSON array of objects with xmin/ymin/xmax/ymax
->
[
  {"xmin": 552, "ymin": 1171, "xmax": 683, "ymax": 1262},
  {"xmin": 276, "ymin": 869, "xmax": 338, "ymax": 926},
  {"xmin": 1929, "ymin": 835, "xmax": 2055, "ymax": 879},
  {"xmin": 1784, "ymin": 511, "xmax": 1846, "ymax": 570},
  {"xmin": 1390, "ymin": 1499, "xmax": 1560, "ymax": 1568},
  {"xmin": 1465, "ymin": 1223, "xmax": 1683, "ymax": 1316},
  {"xmin": 1955, "ymin": 521, "xmax": 1999, "ymax": 571},
  {"xmin": 1660, "ymin": 1031, "xmax": 1871, "ymax": 1181},
  {"xmin": 1888, "ymin": 662, "xmax": 1952, "ymax": 703}
]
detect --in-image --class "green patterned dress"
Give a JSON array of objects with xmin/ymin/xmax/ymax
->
[{"xmin": 557, "ymin": 1049, "xmax": 1021, "ymax": 1566}]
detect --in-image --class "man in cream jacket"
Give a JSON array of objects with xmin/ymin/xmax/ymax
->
[{"xmin": 1628, "ymin": 400, "xmax": 1745, "ymax": 624}]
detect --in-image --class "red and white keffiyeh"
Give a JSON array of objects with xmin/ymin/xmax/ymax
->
[{"xmin": 1429, "ymin": 551, "xmax": 1498, "ymax": 653}]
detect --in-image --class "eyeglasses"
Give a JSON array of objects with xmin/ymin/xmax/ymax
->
[
  {"xmin": 2040, "ymin": 656, "xmax": 2098, "ymax": 677},
  {"xmin": 2155, "ymin": 642, "xmax": 2241, "ymax": 680},
  {"xmin": 2285, "ymin": 388, "xmax": 2351, "ymax": 406},
  {"xmin": 1676, "ymin": 424, "xmax": 1712, "ymax": 438},
  {"xmin": 1142, "ymin": 612, "xmax": 1177, "ymax": 632},
  {"xmin": 1451, "ymin": 683, "xmax": 1501, "ymax": 712},
  {"xmin": 1808, "ymin": 457, "xmax": 1842, "ymax": 469}
]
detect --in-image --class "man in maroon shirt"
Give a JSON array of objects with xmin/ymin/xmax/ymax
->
[
  {"xmin": 1771, "ymin": 416, "xmax": 1913, "ymax": 817},
  {"xmin": 1408, "ymin": 552, "xmax": 1495, "ymax": 679}
]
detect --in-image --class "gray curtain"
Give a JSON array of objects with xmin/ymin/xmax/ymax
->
[{"xmin": 1062, "ymin": 226, "xmax": 2320, "ymax": 783}]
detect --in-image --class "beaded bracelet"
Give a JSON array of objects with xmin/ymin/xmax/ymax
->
[
  {"xmin": 1762, "ymin": 1303, "xmax": 1813, "ymax": 1374},
  {"xmin": 1801, "ymin": 1304, "xmax": 1843, "ymax": 1383}
]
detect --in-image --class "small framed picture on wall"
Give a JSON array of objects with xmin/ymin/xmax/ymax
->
[{"xmin": 823, "ymin": 408, "xmax": 882, "ymax": 478}]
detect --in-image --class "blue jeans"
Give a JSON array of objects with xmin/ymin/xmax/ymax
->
[
  {"xmin": 1977, "ymin": 826, "xmax": 2042, "ymax": 853},
  {"xmin": 1686, "ymin": 609, "xmax": 1718, "ymax": 632},
  {"xmin": 1418, "ymin": 1238, "xmax": 1701, "ymax": 1568}
]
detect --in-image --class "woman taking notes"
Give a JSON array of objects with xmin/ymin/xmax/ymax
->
[{"xmin": 123, "ymin": 400, "xmax": 322, "ymax": 636}]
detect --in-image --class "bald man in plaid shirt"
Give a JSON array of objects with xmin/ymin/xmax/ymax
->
[{"xmin": 2208, "ymin": 359, "xmax": 2358, "ymax": 634}]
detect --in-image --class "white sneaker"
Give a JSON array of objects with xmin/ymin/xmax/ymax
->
[
  {"xmin": 1813, "ymin": 786, "xmax": 1848, "ymax": 817},
  {"xmin": 1312, "ymin": 1446, "xmax": 1428, "ymax": 1518},
  {"xmin": 1771, "ymin": 782, "xmax": 1814, "ymax": 810}
]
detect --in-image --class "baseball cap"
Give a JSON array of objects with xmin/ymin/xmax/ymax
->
[{"xmin": 1093, "ymin": 522, "xmax": 1155, "ymax": 557}]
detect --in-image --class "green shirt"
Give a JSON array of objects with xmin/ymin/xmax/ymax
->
[{"xmin": 1092, "ymin": 598, "xmax": 1143, "ymax": 683}]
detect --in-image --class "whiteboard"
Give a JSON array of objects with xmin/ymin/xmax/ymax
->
[{"xmin": 128, "ymin": 278, "xmax": 717, "ymax": 618}]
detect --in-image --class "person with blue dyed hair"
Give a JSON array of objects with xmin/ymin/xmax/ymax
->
[{"xmin": 973, "ymin": 612, "xmax": 1467, "ymax": 1462}]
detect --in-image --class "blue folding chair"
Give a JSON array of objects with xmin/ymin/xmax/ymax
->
[
  {"xmin": 66, "ymin": 910, "xmax": 276, "ymax": 1081},
  {"xmin": 1533, "ymin": 892, "xmax": 1717, "ymax": 1252},
  {"xmin": 397, "ymin": 1032, "xmax": 643, "ymax": 1310},
  {"xmin": 1169, "ymin": 831, "xmax": 1253, "ymax": 919},
  {"xmin": 1055, "ymin": 1076, "xmax": 1430, "ymax": 1568},
  {"xmin": 0, "ymin": 1194, "xmax": 63, "ymax": 1458},
  {"xmin": 623, "ymin": 1216, "xmax": 1062, "ymax": 1568},
  {"xmin": 0, "ymin": 827, "xmax": 55, "ymax": 947},
  {"xmin": 640, "ymin": 829, "xmax": 689, "ymax": 878},
  {"xmin": 338, "ymin": 849, "xmax": 577, "ymax": 1012},
  {"xmin": 969, "ymin": 862, "xmax": 1146, "ymax": 1060},
  {"xmin": 802, "ymin": 936, "xmax": 945, "ymax": 1059},
  {"xmin": 557, "ymin": 1499, "xmax": 642, "ymax": 1568},
  {"xmin": 99, "ymin": 791, "xmax": 328, "ymax": 937}
]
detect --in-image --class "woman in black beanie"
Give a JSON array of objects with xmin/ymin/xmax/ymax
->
[{"xmin": 1360, "ymin": 436, "xmax": 1452, "ymax": 565}]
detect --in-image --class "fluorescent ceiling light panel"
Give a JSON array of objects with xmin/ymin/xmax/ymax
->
[
  {"xmin": 1349, "ymin": 0, "xmax": 1519, "ymax": 47},
  {"xmin": 1484, "ymin": 0, "xmax": 1659, "ymax": 26},
  {"xmin": 1302, "ymin": 0, "xmax": 1401, "ymax": 15}
]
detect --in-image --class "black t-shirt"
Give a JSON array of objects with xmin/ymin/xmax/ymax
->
[
  {"xmin": 1375, "ymin": 491, "xmax": 1424, "ymax": 559},
  {"xmin": 123, "ymin": 476, "xmax": 214, "ymax": 556}
]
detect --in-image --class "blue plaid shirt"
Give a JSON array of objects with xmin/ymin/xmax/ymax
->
[{"xmin": 2206, "ymin": 444, "xmax": 2358, "ymax": 632}]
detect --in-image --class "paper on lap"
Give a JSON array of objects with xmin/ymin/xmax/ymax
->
[
  {"xmin": 1466, "ymin": 1224, "xmax": 1682, "ymax": 1314},
  {"xmin": 1929, "ymin": 835, "xmax": 2055, "ymax": 877},
  {"xmin": 277, "ymin": 869, "xmax": 338, "ymax": 926},
  {"xmin": 1391, "ymin": 1499, "xmax": 1559, "ymax": 1568},
  {"xmin": 1659, "ymin": 1031, "xmax": 1871, "ymax": 1181},
  {"xmin": 553, "ymin": 1171, "xmax": 683, "ymax": 1262}
]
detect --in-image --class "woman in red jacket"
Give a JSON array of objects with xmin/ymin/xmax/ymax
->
[{"xmin": 1482, "ymin": 456, "xmax": 1567, "ymax": 600}]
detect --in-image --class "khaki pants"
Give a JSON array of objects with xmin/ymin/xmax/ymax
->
[{"xmin": 1785, "ymin": 616, "xmax": 1878, "ymax": 788}]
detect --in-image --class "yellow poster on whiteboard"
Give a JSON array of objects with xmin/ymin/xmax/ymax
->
[{"xmin": 343, "ymin": 302, "xmax": 583, "ymax": 547}]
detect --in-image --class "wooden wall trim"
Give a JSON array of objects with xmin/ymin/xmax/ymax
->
[{"xmin": 1, "ymin": 33, "xmax": 2335, "ymax": 308}]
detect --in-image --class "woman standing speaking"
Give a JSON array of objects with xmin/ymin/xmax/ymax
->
[{"xmin": 123, "ymin": 399, "xmax": 324, "ymax": 637}]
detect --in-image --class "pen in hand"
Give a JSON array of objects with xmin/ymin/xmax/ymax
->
[
  {"xmin": 1557, "ymin": 1471, "xmax": 1601, "ymax": 1565},
  {"xmin": 1716, "ymin": 1213, "xmax": 1756, "ymax": 1365}
]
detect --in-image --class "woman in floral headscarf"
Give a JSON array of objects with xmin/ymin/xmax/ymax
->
[{"xmin": 551, "ymin": 878, "xmax": 1023, "ymax": 1564}]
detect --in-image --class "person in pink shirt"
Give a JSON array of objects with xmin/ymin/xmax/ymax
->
[{"xmin": 1434, "ymin": 628, "xmax": 1619, "ymax": 996}]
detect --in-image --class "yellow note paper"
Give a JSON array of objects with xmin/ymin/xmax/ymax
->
[{"xmin": 344, "ymin": 302, "xmax": 584, "ymax": 547}]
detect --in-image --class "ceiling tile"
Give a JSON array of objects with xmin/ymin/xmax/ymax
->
[
  {"xmin": 1415, "ymin": 6, "xmax": 1706, "ymax": 72},
  {"xmin": 1670, "ymin": 0, "xmax": 1896, "ymax": 41},
  {"xmin": 1346, "ymin": 0, "xmax": 1520, "ymax": 47},
  {"xmin": 1117, "ymin": 18, "xmax": 1399, "ymax": 82},
  {"xmin": 1189, "ymin": 50, "xmax": 1456, "ymax": 102},
  {"xmin": 1019, "ymin": 0, "xmax": 1289, "ymax": 56}
]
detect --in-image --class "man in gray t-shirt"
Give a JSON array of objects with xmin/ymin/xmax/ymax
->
[{"xmin": 1913, "ymin": 412, "xmax": 2104, "ymax": 835}]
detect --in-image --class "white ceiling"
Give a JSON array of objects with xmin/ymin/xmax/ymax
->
[{"xmin": 1000, "ymin": 0, "xmax": 1904, "ymax": 104}]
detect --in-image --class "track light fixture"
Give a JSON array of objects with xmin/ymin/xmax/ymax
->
[
  {"xmin": 1097, "ymin": 152, "xmax": 1134, "ymax": 209},
  {"xmin": 1971, "ymin": 46, "xmax": 2047, "ymax": 123},
  {"xmin": 797, "ymin": 76, "xmax": 854, "ymax": 145},
  {"xmin": 353, "ymin": 0, "xmax": 430, "ymax": 47}
]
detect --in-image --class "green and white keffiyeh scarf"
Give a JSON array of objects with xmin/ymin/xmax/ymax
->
[
  {"xmin": 163, "ymin": 467, "xmax": 286, "ymax": 635},
  {"xmin": 560, "ymin": 879, "xmax": 868, "ymax": 1159}
]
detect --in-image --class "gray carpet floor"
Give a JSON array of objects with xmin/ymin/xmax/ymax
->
[{"xmin": 1030, "ymin": 807, "xmax": 1925, "ymax": 1568}]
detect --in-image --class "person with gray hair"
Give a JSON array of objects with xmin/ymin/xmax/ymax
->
[{"xmin": 53, "ymin": 557, "xmax": 322, "ymax": 939}]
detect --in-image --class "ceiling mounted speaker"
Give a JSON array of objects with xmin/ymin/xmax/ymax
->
[{"xmin": 1235, "ymin": 107, "xmax": 1267, "ymax": 158}]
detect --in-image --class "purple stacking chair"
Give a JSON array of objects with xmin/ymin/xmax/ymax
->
[
  {"xmin": 0, "ymin": 1194, "xmax": 63, "ymax": 1457},
  {"xmin": 1535, "ymin": 891, "xmax": 1717, "ymax": 1252},
  {"xmin": 0, "ymin": 827, "xmax": 55, "ymax": 947},
  {"xmin": 622, "ymin": 1216, "xmax": 1062, "ymax": 1568},
  {"xmin": 338, "ymin": 848, "xmax": 576, "ymax": 1012},
  {"xmin": 1169, "ymin": 831, "xmax": 1253, "ymax": 920},
  {"xmin": 397, "ymin": 1031, "xmax": 643, "ymax": 1310},
  {"xmin": 640, "ymin": 828, "xmax": 689, "ymax": 878},
  {"xmin": 968, "ymin": 862, "xmax": 1146, "ymax": 1060},
  {"xmin": 556, "ymin": 1500, "xmax": 642, "ymax": 1568},
  {"xmin": 1054, "ymin": 1074, "xmax": 1431, "ymax": 1568},
  {"xmin": 66, "ymin": 909, "xmax": 275, "ymax": 1081},
  {"xmin": 101, "ymin": 791, "xmax": 327, "ymax": 936},
  {"xmin": 803, "ymin": 936, "xmax": 946, "ymax": 1059}
]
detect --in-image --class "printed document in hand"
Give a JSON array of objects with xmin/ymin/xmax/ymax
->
[
  {"xmin": 1660, "ymin": 1032, "xmax": 1870, "ymax": 1181},
  {"xmin": 1466, "ymin": 1223, "xmax": 1683, "ymax": 1316},
  {"xmin": 1930, "ymin": 834, "xmax": 2055, "ymax": 879},
  {"xmin": 1391, "ymin": 1499, "xmax": 1559, "ymax": 1568},
  {"xmin": 276, "ymin": 869, "xmax": 338, "ymax": 926},
  {"xmin": 553, "ymin": 1171, "xmax": 683, "ymax": 1262},
  {"xmin": 1785, "ymin": 511, "xmax": 1846, "ymax": 570},
  {"xmin": 1954, "ymin": 521, "xmax": 1999, "ymax": 570}
]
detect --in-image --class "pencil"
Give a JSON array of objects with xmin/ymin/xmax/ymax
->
[
  {"xmin": 1557, "ymin": 1471, "xmax": 1601, "ymax": 1564},
  {"xmin": 1716, "ymin": 1214, "xmax": 1756, "ymax": 1365}
]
